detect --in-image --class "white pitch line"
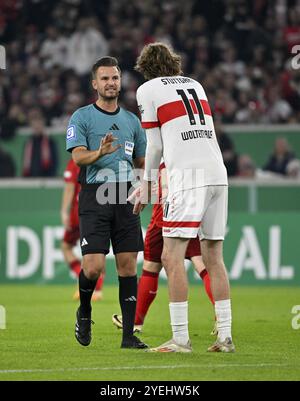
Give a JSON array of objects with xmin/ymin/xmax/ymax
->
[{"xmin": 0, "ymin": 363, "xmax": 292, "ymax": 375}]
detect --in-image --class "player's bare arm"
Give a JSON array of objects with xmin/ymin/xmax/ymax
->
[
  {"xmin": 133, "ymin": 157, "xmax": 145, "ymax": 187},
  {"xmin": 129, "ymin": 126, "xmax": 163, "ymax": 214},
  {"xmin": 129, "ymin": 156, "xmax": 146, "ymax": 211},
  {"xmin": 72, "ymin": 133, "xmax": 121, "ymax": 166},
  {"xmin": 133, "ymin": 156, "xmax": 145, "ymax": 170},
  {"xmin": 61, "ymin": 182, "xmax": 75, "ymax": 230}
]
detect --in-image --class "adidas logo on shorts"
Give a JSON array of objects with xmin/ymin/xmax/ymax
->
[{"xmin": 81, "ymin": 238, "xmax": 88, "ymax": 246}]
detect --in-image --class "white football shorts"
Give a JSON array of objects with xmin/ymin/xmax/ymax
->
[{"xmin": 162, "ymin": 185, "xmax": 228, "ymax": 240}]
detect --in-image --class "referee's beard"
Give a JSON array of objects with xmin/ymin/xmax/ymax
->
[{"xmin": 98, "ymin": 89, "xmax": 120, "ymax": 101}]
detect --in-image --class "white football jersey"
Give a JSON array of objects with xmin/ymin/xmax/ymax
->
[{"xmin": 137, "ymin": 76, "xmax": 227, "ymax": 194}]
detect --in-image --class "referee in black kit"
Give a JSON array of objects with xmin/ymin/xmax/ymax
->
[{"xmin": 66, "ymin": 57, "xmax": 147, "ymax": 349}]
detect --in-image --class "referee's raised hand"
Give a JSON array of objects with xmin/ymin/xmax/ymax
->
[{"xmin": 99, "ymin": 132, "xmax": 122, "ymax": 157}]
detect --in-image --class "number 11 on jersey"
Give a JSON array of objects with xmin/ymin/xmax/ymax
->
[{"xmin": 176, "ymin": 88, "xmax": 206, "ymax": 126}]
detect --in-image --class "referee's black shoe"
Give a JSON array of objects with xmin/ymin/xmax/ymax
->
[
  {"xmin": 121, "ymin": 335, "xmax": 148, "ymax": 349},
  {"xmin": 75, "ymin": 307, "xmax": 94, "ymax": 346}
]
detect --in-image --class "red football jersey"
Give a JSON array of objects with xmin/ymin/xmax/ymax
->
[{"xmin": 63, "ymin": 159, "xmax": 80, "ymax": 227}]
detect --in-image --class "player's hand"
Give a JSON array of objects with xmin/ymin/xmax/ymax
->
[
  {"xmin": 127, "ymin": 181, "xmax": 151, "ymax": 214},
  {"xmin": 127, "ymin": 186, "xmax": 145, "ymax": 214},
  {"xmin": 61, "ymin": 211, "xmax": 70, "ymax": 230},
  {"xmin": 98, "ymin": 132, "xmax": 122, "ymax": 157}
]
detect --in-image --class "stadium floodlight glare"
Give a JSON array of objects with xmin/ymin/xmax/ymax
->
[{"xmin": 0, "ymin": 45, "xmax": 6, "ymax": 69}]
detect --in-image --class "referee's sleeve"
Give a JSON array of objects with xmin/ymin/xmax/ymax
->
[{"xmin": 66, "ymin": 110, "xmax": 88, "ymax": 152}]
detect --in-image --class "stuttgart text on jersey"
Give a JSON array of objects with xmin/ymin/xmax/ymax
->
[{"xmin": 161, "ymin": 77, "xmax": 194, "ymax": 85}]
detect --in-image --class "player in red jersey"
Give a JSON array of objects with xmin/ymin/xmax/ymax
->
[
  {"xmin": 61, "ymin": 159, "xmax": 104, "ymax": 301},
  {"xmin": 112, "ymin": 162, "xmax": 216, "ymax": 334}
]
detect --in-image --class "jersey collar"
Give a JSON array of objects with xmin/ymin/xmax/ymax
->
[{"xmin": 93, "ymin": 103, "xmax": 120, "ymax": 115}]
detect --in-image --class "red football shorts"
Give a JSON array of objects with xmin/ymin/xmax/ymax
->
[
  {"xmin": 144, "ymin": 223, "xmax": 201, "ymax": 263},
  {"xmin": 63, "ymin": 225, "xmax": 80, "ymax": 246}
]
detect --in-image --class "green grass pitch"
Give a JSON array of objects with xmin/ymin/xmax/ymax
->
[{"xmin": 0, "ymin": 284, "xmax": 299, "ymax": 381}]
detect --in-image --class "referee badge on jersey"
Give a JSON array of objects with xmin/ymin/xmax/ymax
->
[
  {"xmin": 66, "ymin": 125, "xmax": 76, "ymax": 141},
  {"xmin": 125, "ymin": 141, "xmax": 134, "ymax": 156}
]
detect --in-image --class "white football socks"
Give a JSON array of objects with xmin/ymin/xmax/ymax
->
[
  {"xmin": 169, "ymin": 301, "xmax": 189, "ymax": 346},
  {"xmin": 215, "ymin": 299, "xmax": 232, "ymax": 342}
]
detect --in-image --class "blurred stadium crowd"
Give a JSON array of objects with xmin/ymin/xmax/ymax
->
[{"xmin": 0, "ymin": 0, "xmax": 300, "ymax": 177}]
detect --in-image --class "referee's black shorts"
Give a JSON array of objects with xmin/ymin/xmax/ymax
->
[{"xmin": 79, "ymin": 182, "xmax": 144, "ymax": 256}]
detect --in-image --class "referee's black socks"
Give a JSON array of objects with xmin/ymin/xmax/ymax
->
[
  {"xmin": 118, "ymin": 275, "xmax": 137, "ymax": 340},
  {"xmin": 79, "ymin": 270, "xmax": 97, "ymax": 316}
]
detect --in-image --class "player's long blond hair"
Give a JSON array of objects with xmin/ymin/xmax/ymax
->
[{"xmin": 135, "ymin": 42, "xmax": 182, "ymax": 80}]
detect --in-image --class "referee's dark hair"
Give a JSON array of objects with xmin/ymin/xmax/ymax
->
[{"xmin": 92, "ymin": 57, "xmax": 121, "ymax": 78}]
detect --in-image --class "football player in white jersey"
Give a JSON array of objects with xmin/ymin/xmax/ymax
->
[{"xmin": 130, "ymin": 42, "xmax": 235, "ymax": 353}]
